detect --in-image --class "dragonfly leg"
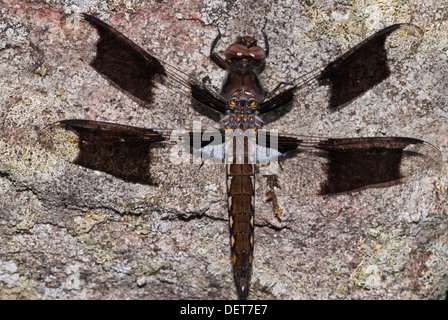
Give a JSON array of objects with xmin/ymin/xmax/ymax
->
[
  {"xmin": 265, "ymin": 174, "xmax": 282, "ymax": 220},
  {"xmin": 261, "ymin": 19, "xmax": 269, "ymax": 58},
  {"xmin": 210, "ymin": 25, "xmax": 228, "ymax": 70}
]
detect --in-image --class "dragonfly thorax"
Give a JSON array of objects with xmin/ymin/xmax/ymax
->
[{"xmin": 220, "ymin": 98, "xmax": 263, "ymax": 130}]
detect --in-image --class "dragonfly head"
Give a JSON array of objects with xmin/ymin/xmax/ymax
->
[{"xmin": 225, "ymin": 37, "xmax": 266, "ymax": 64}]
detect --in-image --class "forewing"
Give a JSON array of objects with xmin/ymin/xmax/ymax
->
[
  {"xmin": 317, "ymin": 23, "xmax": 423, "ymax": 110},
  {"xmin": 62, "ymin": 13, "xmax": 166, "ymax": 104},
  {"xmin": 260, "ymin": 23, "xmax": 423, "ymax": 113},
  {"xmin": 61, "ymin": 13, "xmax": 226, "ymax": 112}
]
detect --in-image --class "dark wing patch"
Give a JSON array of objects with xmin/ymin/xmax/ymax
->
[
  {"xmin": 259, "ymin": 86, "xmax": 297, "ymax": 115},
  {"xmin": 190, "ymin": 82, "xmax": 228, "ymax": 114},
  {"xmin": 316, "ymin": 137, "xmax": 442, "ymax": 194},
  {"xmin": 39, "ymin": 120, "xmax": 166, "ymax": 185},
  {"xmin": 314, "ymin": 137, "xmax": 427, "ymax": 194},
  {"xmin": 261, "ymin": 132, "xmax": 303, "ymax": 154},
  {"xmin": 62, "ymin": 14, "xmax": 166, "ymax": 104},
  {"xmin": 317, "ymin": 23, "xmax": 423, "ymax": 110}
]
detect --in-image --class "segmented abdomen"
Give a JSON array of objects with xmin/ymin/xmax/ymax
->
[{"xmin": 227, "ymin": 162, "xmax": 255, "ymax": 297}]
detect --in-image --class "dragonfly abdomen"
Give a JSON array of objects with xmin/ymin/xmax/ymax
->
[{"xmin": 226, "ymin": 162, "xmax": 255, "ymax": 298}]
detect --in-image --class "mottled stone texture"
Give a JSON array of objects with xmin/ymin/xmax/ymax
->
[{"xmin": 0, "ymin": 0, "xmax": 447, "ymax": 299}]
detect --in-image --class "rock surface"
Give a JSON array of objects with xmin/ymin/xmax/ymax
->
[{"xmin": 0, "ymin": 0, "xmax": 447, "ymax": 299}]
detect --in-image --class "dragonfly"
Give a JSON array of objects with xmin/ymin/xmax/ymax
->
[{"xmin": 39, "ymin": 13, "xmax": 443, "ymax": 298}]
